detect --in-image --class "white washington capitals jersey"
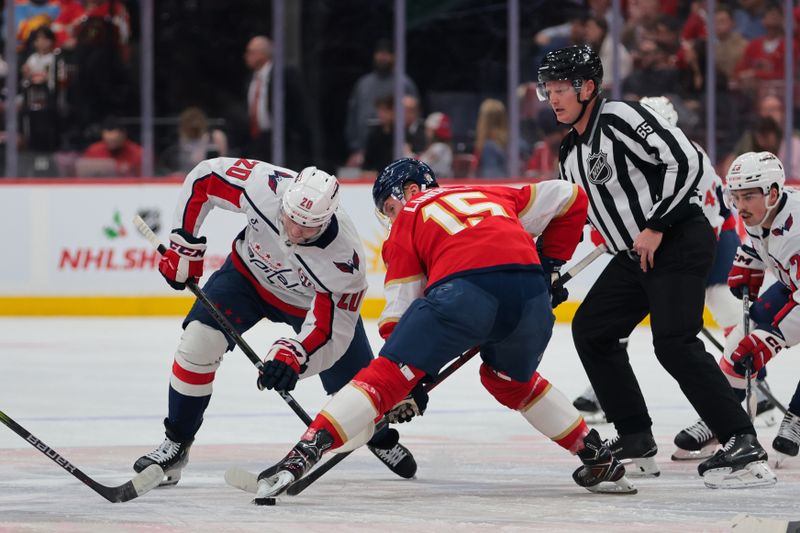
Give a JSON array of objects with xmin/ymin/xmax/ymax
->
[
  {"xmin": 742, "ymin": 189, "xmax": 800, "ymax": 346},
  {"xmin": 173, "ymin": 157, "xmax": 368, "ymax": 376}
]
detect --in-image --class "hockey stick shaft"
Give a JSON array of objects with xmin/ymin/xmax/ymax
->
[
  {"xmin": 286, "ymin": 345, "xmax": 480, "ymax": 496},
  {"xmin": 700, "ymin": 327, "xmax": 725, "ymax": 352},
  {"xmin": 553, "ymin": 245, "xmax": 606, "ymax": 289},
  {"xmin": 0, "ymin": 410, "xmax": 163, "ymax": 502},
  {"xmin": 133, "ymin": 216, "xmax": 313, "ymax": 426},
  {"xmin": 743, "ymin": 295, "xmax": 756, "ymax": 420}
]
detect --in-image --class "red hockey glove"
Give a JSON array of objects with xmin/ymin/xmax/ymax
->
[
  {"xmin": 258, "ymin": 338, "xmax": 308, "ymax": 392},
  {"xmin": 158, "ymin": 229, "xmax": 207, "ymax": 290},
  {"xmin": 731, "ymin": 329, "xmax": 785, "ymax": 375},
  {"xmin": 727, "ymin": 246, "xmax": 765, "ymax": 300}
]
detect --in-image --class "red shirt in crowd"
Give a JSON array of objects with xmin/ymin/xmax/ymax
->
[{"xmin": 84, "ymin": 139, "xmax": 142, "ymax": 177}]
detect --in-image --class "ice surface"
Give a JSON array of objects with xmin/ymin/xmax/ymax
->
[{"xmin": 1, "ymin": 317, "xmax": 799, "ymax": 532}]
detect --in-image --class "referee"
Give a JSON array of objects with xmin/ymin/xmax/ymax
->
[{"xmin": 537, "ymin": 45, "xmax": 773, "ymax": 487}]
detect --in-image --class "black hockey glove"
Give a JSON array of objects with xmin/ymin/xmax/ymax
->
[
  {"xmin": 386, "ymin": 381, "xmax": 429, "ymax": 424},
  {"xmin": 540, "ymin": 255, "xmax": 568, "ymax": 308}
]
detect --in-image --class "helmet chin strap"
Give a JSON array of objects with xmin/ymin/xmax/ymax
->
[
  {"xmin": 564, "ymin": 92, "xmax": 597, "ymax": 127},
  {"xmin": 756, "ymin": 193, "xmax": 781, "ymax": 227}
]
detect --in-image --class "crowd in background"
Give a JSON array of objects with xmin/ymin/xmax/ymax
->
[{"xmin": 1, "ymin": 0, "xmax": 800, "ymax": 180}]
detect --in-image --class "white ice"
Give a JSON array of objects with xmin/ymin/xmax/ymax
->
[{"xmin": 1, "ymin": 317, "xmax": 799, "ymax": 533}]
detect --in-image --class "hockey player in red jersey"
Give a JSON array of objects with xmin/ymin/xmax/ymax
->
[
  {"xmin": 132, "ymin": 158, "xmax": 416, "ymax": 486},
  {"xmin": 254, "ymin": 158, "xmax": 637, "ymax": 498}
]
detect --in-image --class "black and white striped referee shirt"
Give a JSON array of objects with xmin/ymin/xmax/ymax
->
[{"xmin": 558, "ymin": 98, "xmax": 705, "ymax": 253}]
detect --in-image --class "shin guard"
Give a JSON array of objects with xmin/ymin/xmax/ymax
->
[{"xmin": 480, "ymin": 363, "xmax": 588, "ymax": 453}]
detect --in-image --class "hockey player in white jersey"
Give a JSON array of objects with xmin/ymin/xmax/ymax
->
[
  {"xmin": 714, "ymin": 151, "xmax": 800, "ymax": 469},
  {"xmin": 133, "ymin": 157, "xmax": 416, "ymax": 485}
]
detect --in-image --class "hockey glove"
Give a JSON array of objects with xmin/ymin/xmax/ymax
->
[
  {"xmin": 386, "ymin": 381, "xmax": 429, "ymax": 424},
  {"xmin": 158, "ymin": 229, "xmax": 207, "ymax": 290},
  {"xmin": 258, "ymin": 338, "xmax": 308, "ymax": 392},
  {"xmin": 540, "ymin": 256, "xmax": 568, "ymax": 308},
  {"xmin": 731, "ymin": 329, "xmax": 785, "ymax": 375},
  {"xmin": 727, "ymin": 245, "xmax": 765, "ymax": 300}
]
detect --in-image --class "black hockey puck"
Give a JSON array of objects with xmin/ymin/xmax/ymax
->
[{"xmin": 253, "ymin": 497, "xmax": 277, "ymax": 506}]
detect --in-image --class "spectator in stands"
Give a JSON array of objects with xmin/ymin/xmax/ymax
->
[
  {"xmin": 734, "ymin": 3, "xmax": 797, "ymax": 84},
  {"xmin": 404, "ymin": 95, "xmax": 427, "ymax": 155},
  {"xmin": 621, "ymin": 0, "xmax": 662, "ymax": 51},
  {"xmin": 724, "ymin": 95, "xmax": 800, "ymax": 174},
  {"xmin": 622, "ymin": 39, "xmax": 681, "ymax": 98},
  {"xmin": 735, "ymin": 0, "xmax": 768, "ymax": 40},
  {"xmin": 344, "ymin": 39, "xmax": 419, "ymax": 167},
  {"xmin": 525, "ymin": 113, "xmax": 566, "ymax": 180},
  {"xmin": 532, "ymin": 9, "xmax": 589, "ymax": 69},
  {"xmin": 714, "ymin": 4, "xmax": 749, "ymax": 80},
  {"xmin": 72, "ymin": 0, "xmax": 132, "ymax": 139},
  {"xmin": 653, "ymin": 15, "xmax": 681, "ymax": 57},
  {"xmin": 419, "ymin": 112, "xmax": 453, "ymax": 178},
  {"xmin": 362, "ymin": 95, "xmax": 398, "ymax": 173},
  {"xmin": 241, "ymin": 35, "xmax": 312, "ymax": 170},
  {"xmin": 583, "ymin": 15, "xmax": 632, "ymax": 90},
  {"xmin": 83, "ymin": 117, "xmax": 142, "ymax": 177},
  {"xmin": 474, "ymin": 98, "xmax": 508, "ymax": 179},
  {"xmin": 158, "ymin": 107, "xmax": 229, "ymax": 176},
  {"xmin": 21, "ymin": 26, "xmax": 58, "ymax": 151},
  {"xmin": 22, "ymin": 26, "xmax": 56, "ymax": 90}
]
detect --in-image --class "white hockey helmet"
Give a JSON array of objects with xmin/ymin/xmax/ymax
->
[
  {"xmin": 281, "ymin": 166, "xmax": 340, "ymax": 228},
  {"xmin": 725, "ymin": 151, "xmax": 785, "ymax": 196},
  {"xmin": 639, "ymin": 96, "xmax": 678, "ymax": 127}
]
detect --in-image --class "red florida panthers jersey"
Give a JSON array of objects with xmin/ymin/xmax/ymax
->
[{"xmin": 379, "ymin": 183, "xmax": 587, "ymax": 338}]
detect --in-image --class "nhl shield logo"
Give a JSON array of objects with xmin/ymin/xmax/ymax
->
[{"xmin": 587, "ymin": 151, "xmax": 612, "ymax": 185}]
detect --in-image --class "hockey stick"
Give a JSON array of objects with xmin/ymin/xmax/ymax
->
[
  {"xmin": 554, "ymin": 245, "xmax": 606, "ymax": 288},
  {"xmin": 133, "ymin": 216, "xmax": 314, "ymax": 426},
  {"xmin": 743, "ymin": 295, "xmax": 757, "ymax": 420},
  {"xmin": 700, "ymin": 327, "xmax": 725, "ymax": 353},
  {"xmin": 0, "ymin": 410, "xmax": 163, "ymax": 503},
  {"xmin": 282, "ymin": 345, "xmax": 482, "ymax": 496}
]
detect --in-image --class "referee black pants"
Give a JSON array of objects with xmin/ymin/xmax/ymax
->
[{"xmin": 572, "ymin": 215, "xmax": 754, "ymax": 443}]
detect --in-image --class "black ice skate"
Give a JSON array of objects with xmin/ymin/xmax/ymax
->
[
  {"xmin": 368, "ymin": 427, "xmax": 417, "ymax": 479},
  {"xmin": 573, "ymin": 429, "xmax": 636, "ymax": 494},
  {"xmin": 773, "ymin": 411, "xmax": 800, "ymax": 468},
  {"xmin": 671, "ymin": 419, "xmax": 718, "ymax": 461},
  {"xmin": 572, "ymin": 385, "xmax": 606, "ymax": 424},
  {"xmin": 605, "ymin": 431, "xmax": 660, "ymax": 477},
  {"xmin": 255, "ymin": 428, "xmax": 334, "ymax": 499},
  {"xmin": 133, "ymin": 425, "xmax": 193, "ymax": 487},
  {"xmin": 698, "ymin": 433, "xmax": 777, "ymax": 488}
]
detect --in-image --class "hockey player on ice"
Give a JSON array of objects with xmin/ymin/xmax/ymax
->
[
  {"xmin": 252, "ymin": 157, "xmax": 639, "ymax": 498},
  {"xmin": 708, "ymin": 151, "xmax": 800, "ymax": 469},
  {"xmin": 572, "ymin": 97, "xmax": 778, "ymax": 460},
  {"xmin": 133, "ymin": 157, "xmax": 416, "ymax": 486}
]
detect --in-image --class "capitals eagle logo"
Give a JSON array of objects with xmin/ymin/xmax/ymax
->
[
  {"xmin": 268, "ymin": 170, "xmax": 294, "ymax": 194},
  {"xmin": 334, "ymin": 250, "xmax": 361, "ymax": 273},
  {"xmin": 772, "ymin": 214, "xmax": 794, "ymax": 236}
]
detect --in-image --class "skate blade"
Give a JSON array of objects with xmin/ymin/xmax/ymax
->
[
  {"xmin": 581, "ymin": 412, "xmax": 608, "ymax": 425},
  {"xmin": 255, "ymin": 470, "xmax": 295, "ymax": 498},
  {"xmin": 671, "ymin": 442, "xmax": 718, "ymax": 461},
  {"xmin": 702, "ymin": 460, "xmax": 778, "ymax": 489},
  {"xmin": 773, "ymin": 452, "xmax": 794, "ymax": 469},
  {"xmin": 225, "ymin": 466, "xmax": 258, "ymax": 494},
  {"xmin": 584, "ymin": 475, "xmax": 638, "ymax": 495},
  {"xmin": 621, "ymin": 456, "xmax": 660, "ymax": 477},
  {"xmin": 156, "ymin": 467, "xmax": 181, "ymax": 487}
]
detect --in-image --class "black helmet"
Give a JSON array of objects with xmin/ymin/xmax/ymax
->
[
  {"xmin": 537, "ymin": 44, "xmax": 603, "ymax": 101},
  {"xmin": 372, "ymin": 158, "xmax": 437, "ymax": 212}
]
